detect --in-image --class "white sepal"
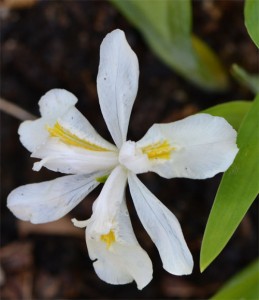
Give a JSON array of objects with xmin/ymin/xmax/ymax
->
[
  {"xmin": 39, "ymin": 89, "xmax": 78, "ymax": 118},
  {"xmin": 128, "ymin": 173, "xmax": 193, "ymax": 275},
  {"xmin": 97, "ymin": 29, "xmax": 139, "ymax": 148},
  {"xmin": 19, "ymin": 118, "xmax": 49, "ymax": 154},
  {"xmin": 87, "ymin": 199, "xmax": 153, "ymax": 290},
  {"xmin": 7, "ymin": 172, "xmax": 104, "ymax": 224},
  {"xmin": 19, "ymin": 89, "xmax": 78, "ymax": 153},
  {"xmin": 136, "ymin": 114, "xmax": 238, "ymax": 179},
  {"xmin": 57, "ymin": 106, "xmax": 117, "ymax": 151}
]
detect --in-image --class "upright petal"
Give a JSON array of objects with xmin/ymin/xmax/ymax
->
[
  {"xmin": 132, "ymin": 114, "xmax": 238, "ymax": 179},
  {"xmin": 97, "ymin": 29, "xmax": 139, "ymax": 147},
  {"xmin": 84, "ymin": 195, "xmax": 152, "ymax": 289},
  {"xmin": 128, "ymin": 173, "xmax": 193, "ymax": 275},
  {"xmin": 19, "ymin": 89, "xmax": 78, "ymax": 153},
  {"xmin": 7, "ymin": 172, "xmax": 105, "ymax": 224}
]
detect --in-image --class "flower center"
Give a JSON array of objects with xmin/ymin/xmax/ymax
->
[
  {"xmin": 119, "ymin": 140, "xmax": 175, "ymax": 174},
  {"xmin": 100, "ymin": 230, "xmax": 116, "ymax": 249},
  {"xmin": 47, "ymin": 122, "xmax": 110, "ymax": 152}
]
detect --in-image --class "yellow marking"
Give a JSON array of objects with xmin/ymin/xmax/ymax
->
[
  {"xmin": 142, "ymin": 140, "xmax": 175, "ymax": 160},
  {"xmin": 47, "ymin": 122, "xmax": 110, "ymax": 152},
  {"xmin": 100, "ymin": 230, "xmax": 116, "ymax": 249}
]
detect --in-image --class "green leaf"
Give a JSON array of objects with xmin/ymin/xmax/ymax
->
[
  {"xmin": 192, "ymin": 36, "xmax": 229, "ymax": 92},
  {"xmin": 211, "ymin": 260, "xmax": 259, "ymax": 300},
  {"xmin": 203, "ymin": 101, "xmax": 252, "ymax": 131},
  {"xmin": 200, "ymin": 95, "xmax": 259, "ymax": 272},
  {"xmin": 231, "ymin": 64, "xmax": 259, "ymax": 94},
  {"xmin": 111, "ymin": 0, "xmax": 229, "ymax": 91},
  {"xmin": 245, "ymin": 0, "xmax": 259, "ymax": 48}
]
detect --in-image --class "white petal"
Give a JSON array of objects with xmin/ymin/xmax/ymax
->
[
  {"xmin": 119, "ymin": 140, "xmax": 151, "ymax": 174},
  {"xmin": 39, "ymin": 89, "xmax": 77, "ymax": 118},
  {"xmin": 136, "ymin": 114, "xmax": 238, "ymax": 179},
  {"xmin": 87, "ymin": 199, "xmax": 153, "ymax": 290},
  {"xmin": 19, "ymin": 118, "xmax": 49, "ymax": 153},
  {"xmin": 7, "ymin": 172, "xmax": 103, "ymax": 224},
  {"xmin": 30, "ymin": 106, "xmax": 119, "ymax": 175},
  {"xmin": 57, "ymin": 106, "xmax": 117, "ymax": 151},
  {"xmin": 97, "ymin": 29, "xmax": 139, "ymax": 147},
  {"xmin": 18, "ymin": 89, "xmax": 78, "ymax": 153},
  {"xmin": 88, "ymin": 165, "xmax": 128, "ymax": 234},
  {"xmin": 128, "ymin": 173, "xmax": 193, "ymax": 275},
  {"xmin": 32, "ymin": 138, "xmax": 118, "ymax": 174}
]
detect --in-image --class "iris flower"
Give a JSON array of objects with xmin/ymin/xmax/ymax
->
[{"xmin": 7, "ymin": 29, "xmax": 238, "ymax": 289}]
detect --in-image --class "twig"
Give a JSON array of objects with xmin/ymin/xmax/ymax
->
[{"xmin": 0, "ymin": 98, "xmax": 36, "ymax": 121}]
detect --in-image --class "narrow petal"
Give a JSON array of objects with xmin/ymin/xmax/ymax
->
[
  {"xmin": 19, "ymin": 89, "xmax": 78, "ymax": 153},
  {"xmin": 128, "ymin": 173, "xmax": 193, "ymax": 275},
  {"xmin": 7, "ymin": 172, "xmax": 104, "ymax": 224},
  {"xmin": 31, "ymin": 138, "xmax": 118, "ymax": 175},
  {"xmin": 88, "ymin": 165, "xmax": 128, "ymax": 234},
  {"xmin": 135, "ymin": 114, "xmax": 238, "ymax": 179},
  {"xmin": 97, "ymin": 29, "xmax": 139, "ymax": 147},
  {"xmin": 87, "ymin": 199, "xmax": 153, "ymax": 290}
]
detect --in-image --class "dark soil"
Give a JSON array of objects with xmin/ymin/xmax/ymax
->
[{"xmin": 1, "ymin": 1, "xmax": 258, "ymax": 299}]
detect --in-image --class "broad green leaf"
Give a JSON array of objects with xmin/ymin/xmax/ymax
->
[
  {"xmin": 200, "ymin": 95, "xmax": 259, "ymax": 272},
  {"xmin": 203, "ymin": 101, "xmax": 252, "ymax": 131},
  {"xmin": 245, "ymin": 0, "xmax": 259, "ymax": 48},
  {"xmin": 232, "ymin": 64, "xmax": 259, "ymax": 94},
  {"xmin": 111, "ymin": 0, "xmax": 229, "ymax": 91},
  {"xmin": 192, "ymin": 36, "xmax": 229, "ymax": 92},
  {"xmin": 211, "ymin": 260, "xmax": 259, "ymax": 300}
]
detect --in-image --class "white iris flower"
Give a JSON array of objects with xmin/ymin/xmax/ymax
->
[{"xmin": 7, "ymin": 29, "xmax": 238, "ymax": 289}]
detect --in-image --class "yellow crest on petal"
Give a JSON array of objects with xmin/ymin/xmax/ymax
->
[
  {"xmin": 47, "ymin": 122, "xmax": 110, "ymax": 152},
  {"xmin": 142, "ymin": 140, "xmax": 175, "ymax": 160},
  {"xmin": 100, "ymin": 230, "xmax": 116, "ymax": 249}
]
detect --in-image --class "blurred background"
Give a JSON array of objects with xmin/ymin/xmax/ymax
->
[{"xmin": 1, "ymin": 0, "xmax": 258, "ymax": 298}]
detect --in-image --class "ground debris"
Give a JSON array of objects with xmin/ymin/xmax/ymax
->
[{"xmin": 0, "ymin": 241, "xmax": 33, "ymax": 299}]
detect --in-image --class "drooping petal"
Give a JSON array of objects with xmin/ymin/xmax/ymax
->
[
  {"xmin": 7, "ymin": 172, "xmax": 104, "ymax": 224},
  {"xmin": 97, "ymin": 29, "xmax": 139, "ymax": 148},
  {"xmin": 86, "ymin": 198, "xmax": 153, "ymax": 290},
  {"xmin": 19, "ymin": 89, "xmax": 78, "ymax": 153},
  {"xmin": 128, "ymin": 173, "xmax": 193, "ymax": 275},
  {"xmin": 134, "ymin": 113, "xmax": 238, "ymax": 179},
  {"xmin": 31, "ymin": 138, "xmax": 118, "ymax": 175}
]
